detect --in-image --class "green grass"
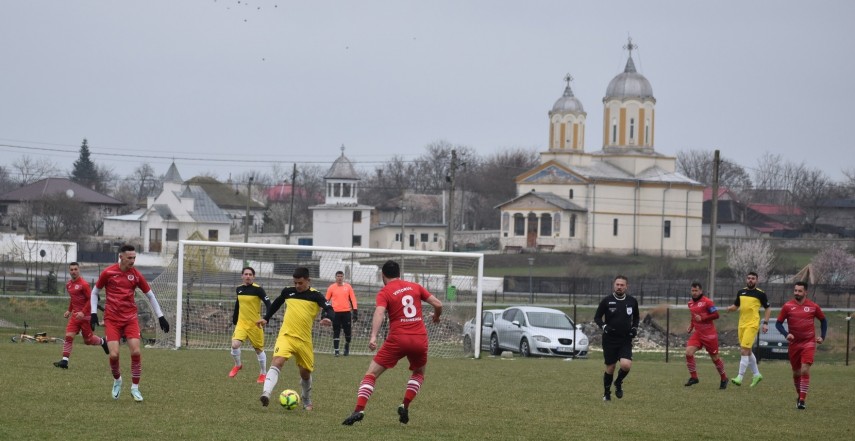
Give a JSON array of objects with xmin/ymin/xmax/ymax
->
[{"xmin": 1, "ymin": 343, "xmax": 854, "ymax": 440}]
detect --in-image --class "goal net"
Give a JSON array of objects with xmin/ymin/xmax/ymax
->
[{"xmin": 147, "ymin": 240, "xmax": 487, "ymax": 358}]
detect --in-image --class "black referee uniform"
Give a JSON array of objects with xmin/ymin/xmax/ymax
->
[{"xmin": 594, "ymin": 291, "xmax": 640, "ymax": 400}]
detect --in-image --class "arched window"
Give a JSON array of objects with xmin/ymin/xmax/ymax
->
[
  {"xmin": 570, "ymin": 214, "xmax": 576, "ymax": 237},
  {"xmin": 611, "ymin": 118, "xmax": 617, "ymax": 144},
  {"xmin": 540, "ymin": 214, "xmax": 552, "ymax": 236},
  {"xmin": 513, "ymin": 214, "xmax": 525, "ymax": 236},
  {"xmin": 645, "ymin": 119, "xmax": 650, "ymax": 144},
  {"xmin": 629, "ymin": 118, "xmax": 635, "ymax": 141}
]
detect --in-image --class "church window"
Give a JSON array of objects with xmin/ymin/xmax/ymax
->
[
  {"xmin": 613, "ymin": 218, "xmax": 619, "ymax": 236},
  {"xmin": 540, "ymin": 214, "xmax": 552, "ymax": 236},
  {"xmin": 611, "ymin": 118, "xmax": 617, "ymax": 144},
  {"xmin": 629, "ymin": 118, "xmax": 635, "ymax": 140},
  {"xmin": 513, "ymin": 214, "xmax": 525, "ymax": 236}
]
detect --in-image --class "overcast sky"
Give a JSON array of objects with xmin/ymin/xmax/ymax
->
[{"xmin": 1, "ymin": 0, "xmax": 852, "ymax": 184}]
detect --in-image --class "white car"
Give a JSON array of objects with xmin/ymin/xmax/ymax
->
[
  {"xmin": 462, "ymin": 309, "xmax": 504, "ymax": 355},
  {"xmin": 488, "ymin": 306, "xmax": 588, "ymax": 358}
]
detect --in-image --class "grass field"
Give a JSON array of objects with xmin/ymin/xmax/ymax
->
[{"xmin": 1, "ymin": 344, "xmax": 854, "ymax": 440}]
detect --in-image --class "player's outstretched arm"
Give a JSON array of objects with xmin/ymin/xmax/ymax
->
[{"xmin": 425, "ymin": 295, "xmax": 443, "ymax": 323}]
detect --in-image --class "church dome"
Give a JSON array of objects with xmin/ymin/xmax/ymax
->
[
  {"xmin": 325, "ymin": 146, "xmax": 359, "ymax": 180},
  {"xmin": 551, "ymin": 84, "xmax": 585, "ymax": 114},
  {"xmin": 605, "ymin": 56, "xmax": 654, "ymax": 99}
]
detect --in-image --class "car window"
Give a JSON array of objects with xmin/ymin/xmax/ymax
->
[
  {"xmin": 502, "ymin": 309, "xmax": 517, "ymax": 321},
  {"xmin": 527, "ymin": 312, "xmax": 573, "ymax": 329},
  {"xmin": 514, "ymin": 309, "xmax": 526, "ymax": 326},
  {"xmin": 483, "ymin": 312, "xmax": 494, "ymax": 326}
]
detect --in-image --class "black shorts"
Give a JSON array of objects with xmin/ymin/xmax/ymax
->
[{"xmin": 602, "ymin": 337, "xmax": 633, "ymax": 365}]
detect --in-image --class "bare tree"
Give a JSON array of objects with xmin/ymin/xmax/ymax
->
[
  {"xmin": 111, "ymin": 163, "xmax": 162, "ymax": 213},
  {"xmin": 792, "ymin": 167, "xmax": 833, "ymax": 233},
  {"xmin": 676, "ymin": 149, "xmax": 752, "ymax": 193},
  {"xmin": 10, "ymin": 195, "xmax": 91, "ymax": 241},
  {"xmin": 0, "ymin": 165, "xmax": 14, "ymax": 194},
  {"xmin": 809, "ymin": 246, "xmax": 855, "ymax": 285},
  {"xmin": 466, "ymin": 147, "xmax": 539, "ymax": 230},
  {"xmin": 12, "ymin": 156, "xmax": 61, "ymax": 186},
  {"xmin": 726, "ymin": 239, "xmax": 776, "ymax": 282}
]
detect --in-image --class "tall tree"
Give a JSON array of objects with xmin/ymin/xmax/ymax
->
[
  {"xmin": 792, "ymin": 167, "xmax": 832, "ymax": 233},
  {"xmin": 0, "ymin": 165, "xmax": 14, "ymax": 193},
  {"xmin": 675, "ymin": 149, "xmax": 752, "ymax": 193},
  {"xmin": 466, "ymin": 147, "xmax": 539, "ymax": 230},
  {"xmin": 726, "ymin": 239, "xmax": 776, "ymax": 282},
  {"xmin": 70, "ymin": 139, "xmax": 98, "ymax": 188}
]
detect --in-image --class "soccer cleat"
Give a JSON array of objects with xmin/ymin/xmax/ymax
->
[
  {"xmin": 303, "ymin": 399, "xmax": 313, "ymax": 411},
  {"xmin": 260, "ymin": 394, "xmax": 270, "ymax": 407},
  {"xmin": 720, "ymin": 380, "xmax": 728, "ymax": 390},
  {"xmin": 334, "ymin": 350, "xmax": 340, "ymax": 357},
  {"xmin": 112, "ymin": 377, "xmax": 123, "ymax": 400},
  {"xmin": 256, "ymin": 373, "xmax": 266, "ymax": 384},
  {"xmin": 684, "ymin": 378, "xmax": 700, "ymax": 387},
  {"xmin": 750, "ymin": 374, "xmax": 763, "ymax": 387},
  {"xmin": 730, "ymin": 376, "xmax": 742, "ymax": 386},
  {"xmin": 53, "ymin": 359, "xmax": 69, "ymax": 369},
  {"xmin": 131, "ymin": 388, "xmax": 143, "ymax": 402},
  {"xmin": 344, "ymin": 344, "xmax": 350, "ymax": 356},
  {"xmin": 342, "ymin": 411, "xmax": 364, "ymax": 425},
  {"xmin": 229, "ymin": 365, "xmax": 242, "ymax": 378},
  {"xmin": 614, "ymin": 384, "xmax": 624, "ymax": 399},
  {"xmin": 398, "ymin": 404, "xmax": 409, "ymax": 424},
  {"xmin": 797, "ymin": 400, "xmax": 806, "ymax": 410},
  {"xmin": 101, "ymin": 339, "xmax": 109, "ymax": 354},
  {"xmin": 603, "ymin": 391, "xmax": 611, "ymax": 402}
]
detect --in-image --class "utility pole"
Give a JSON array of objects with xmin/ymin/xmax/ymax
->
[
  {"xmin": 707, "ymin": 150, "xmax": 720, "ymax": 300},
  {"xmin": 286, "ymin": 163, "xmax": 297, "ymax": 244},
  {"xmin": 446, "ymin": 149, "xmax": 457, "ymax": 252},
  {"xmin": 400, "ymin": 190, "xmax": 406, "ymax": 250},
  {"xmin": 243, "ymin": 176, "xmax": 253, "ymax": 265}
]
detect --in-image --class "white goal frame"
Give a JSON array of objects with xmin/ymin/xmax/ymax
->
[{"xmin": 170, "ymin": 240, "xmax": 486, "ymax": 358}]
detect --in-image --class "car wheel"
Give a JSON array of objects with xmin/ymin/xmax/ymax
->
[
  {"xmin": 519, "ymin": 338, "xmax": 531, "ymax": 357},
  {"xmin": 489, "ymin": 334, "xmax": 501, "ymax": 356},
  {"xmin": 463, "ymin": 335, "xmax": 473, "ymax": 354}
]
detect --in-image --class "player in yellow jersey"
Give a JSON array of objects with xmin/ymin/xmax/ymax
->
[
  {"xmin": 256, "ymin": 267, "xmax": 333, "ymax": 410},
  {"xmin": 229, "ymin": 267, "xmax": 272, "ymax": 383},
  {"xmin": 726, "ymin": 271, "xmax": 772, "ymax": 387}
]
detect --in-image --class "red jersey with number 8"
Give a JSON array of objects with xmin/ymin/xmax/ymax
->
[
  {"xmin": 96, "ymin": 263, "xmax": 151, "ymax": 322},
  {"xmin": 376, "ymin": 279, "xmax": 432, "ymax": 335}
]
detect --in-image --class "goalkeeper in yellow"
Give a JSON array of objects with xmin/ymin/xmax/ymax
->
[
  {"xmin": 726, "ymin": 271, "xmax": 772, "ymax": 387},
  {"xmin": 229, "ymin": 267, "xmax": 272, "ymax": 383},
  {"xmin": 256, "ymin": 267, "xmax": 333, "ymax": 410}
]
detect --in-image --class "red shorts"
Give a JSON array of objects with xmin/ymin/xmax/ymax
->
[
  {"xmin": 687, "ymin": 331, "xmax": 720, "ymax": 356},
  {"xmin": 373, "ymin": 333, "xmax": 428, "ymax": 370},
  {"xmin": 105, "ymin": 318, "xmax": 141, "ymax": 342},
  {"xmin": 788, "ymin": 342, "xmax": 816, "ymax": 371},
  {"xmin": 66, "ymin": 315, "xmax": 96, "ymax": 340}
]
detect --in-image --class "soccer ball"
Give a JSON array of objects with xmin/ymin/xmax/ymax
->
[{"xmin": 279, "ymin": 389, "xmax": 300, "ymax": 410}]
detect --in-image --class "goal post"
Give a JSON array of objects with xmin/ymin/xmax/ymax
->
[{"xmin": 148, "ymin": 240, "xmax": 489, "ymax": 358}]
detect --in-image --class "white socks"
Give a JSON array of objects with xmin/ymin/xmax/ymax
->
[
  {"xmin": 257, "ymin": 351, "xmax": 267, "ymax": 374},
  {"xmin": 231, "ymin": 348, "xmax": 241, "ymax": 366},
  {"xmin": 263, "ymin": 366, "xmax": 280, "ymax": 397},
  {"xmin": 738, "ymin": 355, "xmax": 749, "ymax": 377},
  {"xmin": 749, "ymin": 352, "xmax": 760, "ymax": 375},
  {"xmin": 301, "ymin": 376, "xmax": 312, "ymax": 403}
]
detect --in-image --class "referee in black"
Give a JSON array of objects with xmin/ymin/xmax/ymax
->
[{"xmin": 594, "ymin": 275, "xmax": 640, "ymax": 401}]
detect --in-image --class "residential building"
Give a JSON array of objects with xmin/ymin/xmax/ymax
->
[{"xmin": 103, "ymin": 163, "xmax": 231, "ymax": 255}]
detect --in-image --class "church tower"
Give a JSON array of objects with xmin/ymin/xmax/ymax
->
[
  {"xmin": 548, "ymin": 73, "xmax": 587, "ymax": 153},
  {"xmin": 602, "ymin": 37, "xmax": 656, "ymax": 153}
]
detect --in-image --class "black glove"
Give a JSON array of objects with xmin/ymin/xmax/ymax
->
[
  {"xmin": 352, "ymin": 309, "xmax": 358, "ymax": 322},
  {"xmin": 158, "ymin": 316, "xmax": 170, "ymax": 333},
  {"xmin": 90, "ymin": 313, "xmax": 99, "ymax": 329},
  {"xmin": 629, "ymin": 327, "xmax": 638, "ymax": 339}
]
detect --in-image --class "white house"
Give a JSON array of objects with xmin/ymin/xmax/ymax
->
[
  {"xmin": 103, "ymin": 163, "xmax": 231, "ymax": 255},
  {"xmin": 310, "ymin": 147, "xmax": 374, "ymax": 248},
  {"xmin": 497, "ymin": 40, "xmax": 704, "ymax": 257}
]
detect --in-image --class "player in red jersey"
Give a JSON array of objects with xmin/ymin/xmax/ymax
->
[
  {"xmin": 53, "ymin": 262, "xmax": 108, "ymax": 369},
  {"xmin": 775, "ymin": 281, "xmax": 827, "ymax": 410},
  {"xmin": 684, "ymin": 282, "xmax": 728, "ymax": 389},
  {"xmin": 89, "ymin": 245, "xmax": 170, "ymax": 402},
  {"xmin": 342, "ymin": 260, "xmax": 443, "ymax": 426}
]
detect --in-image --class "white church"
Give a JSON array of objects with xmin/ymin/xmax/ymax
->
[{"xmin": 497, "ymin": 40, "xmax": 704, "ymax": 257}]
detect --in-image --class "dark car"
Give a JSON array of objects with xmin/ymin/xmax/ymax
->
[{"xmin": 755, "ymin": 322, "xmax": 789, "ymax": 360}]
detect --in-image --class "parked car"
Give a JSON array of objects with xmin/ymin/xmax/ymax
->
[
  {"xmin": 462, "ymin": 309, "xmax": 504, "ymax": 355},
  {"xmin": 488, "ymin": 306, "xmax": 588, "ymax": 358},
  {"xmin": 755, "ymin": 321, "xmax": 789, "ymax": 360}
]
